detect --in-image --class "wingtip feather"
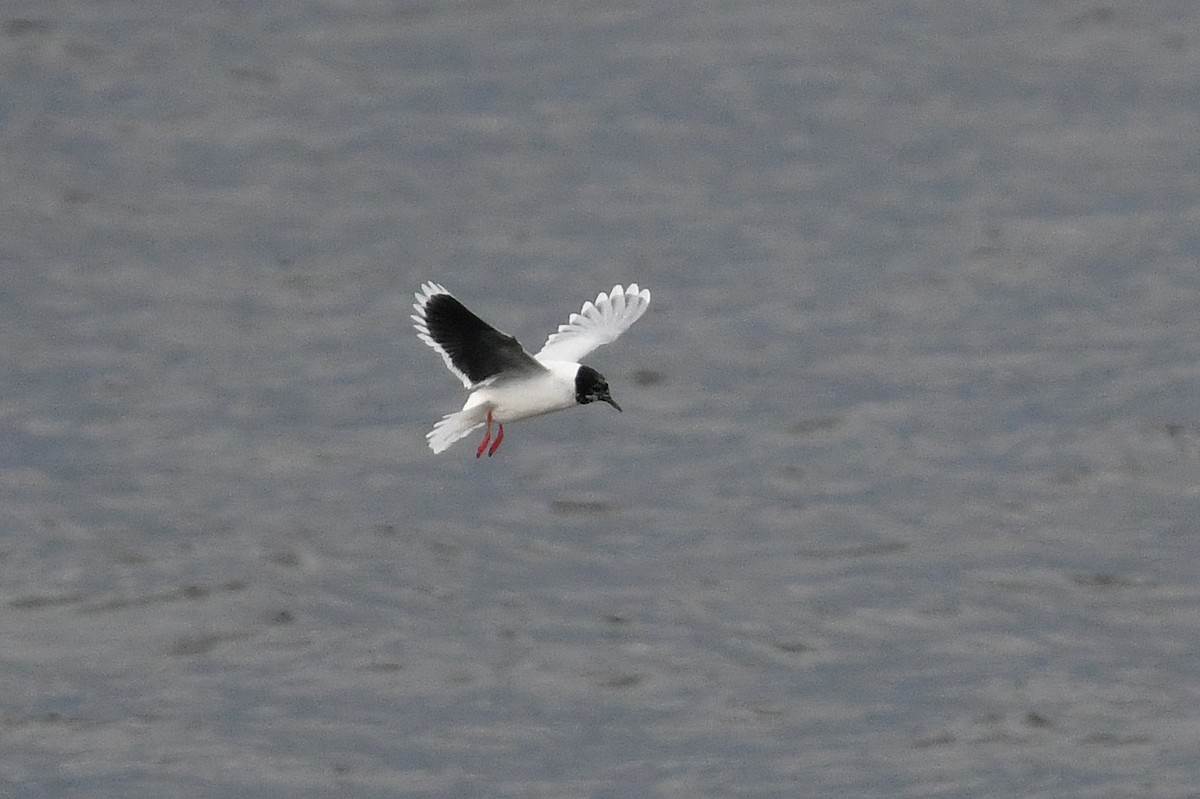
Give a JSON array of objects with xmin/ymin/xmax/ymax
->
[
  {"xmin": 412, "ymin": 281, "xmax": 475, "ymax": 388},
  {"xmin": 533, "ymin": 281, "xmax": 651, "ymax": 362}
]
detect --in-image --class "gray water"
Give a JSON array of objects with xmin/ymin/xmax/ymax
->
[{"xmin": 3, "ymin": 2, "xmax": 1200, "ymax": 797}]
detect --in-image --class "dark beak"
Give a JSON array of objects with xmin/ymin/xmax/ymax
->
[{"xmin": 603, "ymin": 394, "xmax": 622, "ymax": 412}]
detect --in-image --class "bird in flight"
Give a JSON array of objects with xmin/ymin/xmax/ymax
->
[{"xmin": 412, "ymin": 282, "xmax": 651, "ymax": 456}]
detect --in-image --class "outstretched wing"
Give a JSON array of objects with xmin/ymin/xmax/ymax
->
[
  {"xmin": 535, "ymin": 284, "xmax": 651, "ymax": 363},
  {"xmin": 412, "ymin": 282, "xmax": 545, "ymax": 388}
]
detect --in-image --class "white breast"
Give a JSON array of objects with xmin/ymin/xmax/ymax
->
[{"xmin": 464, "ymin": 360, "xmax": 580, "ymax": 423}]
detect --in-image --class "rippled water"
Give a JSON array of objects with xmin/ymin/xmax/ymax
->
[{"xmin": 3, "ymin": 2, "xmax": 1200, "ymax": 797}]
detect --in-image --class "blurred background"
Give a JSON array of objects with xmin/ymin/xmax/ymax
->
[{"xmin": 2, "ymin": 1, "xmax": 1199, "ymax": 797}]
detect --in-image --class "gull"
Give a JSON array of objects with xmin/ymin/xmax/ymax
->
[{"xmin": 412, "ymin": 282, "xmax": 651, "ymax": 456}]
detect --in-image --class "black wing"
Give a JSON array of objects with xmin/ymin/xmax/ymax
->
[{"xmin": 413, "ymin": 286, "xmax": 545, "ymax": 386}]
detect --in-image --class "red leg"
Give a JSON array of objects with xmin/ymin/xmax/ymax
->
[
  {"xmin": 487, "ymin": 423, "xmax": 505, "ymax": 456},
  {"xmin": 475, "ymin": 410, "xmax": 493, "ymax": 458}
]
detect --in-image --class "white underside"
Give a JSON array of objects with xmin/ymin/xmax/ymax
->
[{"xmin": 426, "ymin": 361, "xmax": 579, "ymax": 453}]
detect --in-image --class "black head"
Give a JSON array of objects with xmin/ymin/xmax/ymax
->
[{"xmin": 574, "ymin": 365, "xmax": 622, "ymax": 412}]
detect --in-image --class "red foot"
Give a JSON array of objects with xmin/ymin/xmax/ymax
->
[
  {"xmin": 487, "ymin": 424, "xmax": 505, "ymax": 456},
  {"xmin": 475, "ymin": 410, "xmax": 493, "ymax": 458}
]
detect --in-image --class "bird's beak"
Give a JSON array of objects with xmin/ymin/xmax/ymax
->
[{"xmin": 603, "ymin": 395, "xmax": 622, "ymax": 412}]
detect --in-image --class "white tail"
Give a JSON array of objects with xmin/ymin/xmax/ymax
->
[{"xmin": 426, "ymin": 407, "xmax": 487, "ymax": 453}]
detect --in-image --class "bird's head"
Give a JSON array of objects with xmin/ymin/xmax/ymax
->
[{"xmin": 574, "ymin": 365, "xmax": 622, "ymax": 412}]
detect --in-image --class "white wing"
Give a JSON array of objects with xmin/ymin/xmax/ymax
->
[{"xmin": 535, "ymin": 284, "xmax": 651, "ymax": 363}]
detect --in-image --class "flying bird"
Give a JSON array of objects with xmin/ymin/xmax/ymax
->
[{"xmin": 412, "ymin": 282, "xmax": 651, "ymax": 456}]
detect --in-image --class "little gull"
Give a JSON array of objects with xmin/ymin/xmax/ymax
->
[{"xmin": 412, "ymin": 282, "xmax": 651, "ymax": 456}]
